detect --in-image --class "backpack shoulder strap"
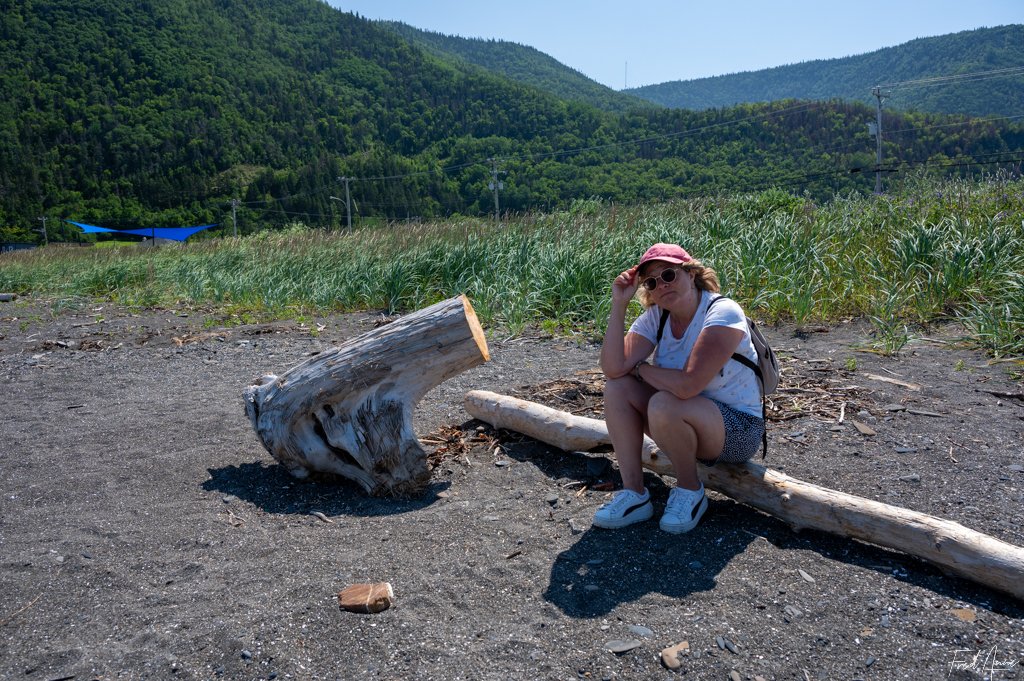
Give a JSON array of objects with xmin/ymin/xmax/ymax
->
[
  {"xmin": 729, "ymin": 349, "xmax": 764, "ymax": 382},
  {"xmin": 707, "ymin": 295, "xmax": 762, "ymax": 377},
  {"xmin": 655, "ymin": 308, "xmax": 670, "ymax": 345}
]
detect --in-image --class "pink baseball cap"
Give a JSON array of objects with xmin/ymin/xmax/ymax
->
[{"xmin": 637, "ymin": 243, "xmax": 692, "ymax": 269}]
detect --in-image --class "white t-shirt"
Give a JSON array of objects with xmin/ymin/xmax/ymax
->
[{"xmin": 628, "ymin": 291, "xmax": 762, "ymax": 417}]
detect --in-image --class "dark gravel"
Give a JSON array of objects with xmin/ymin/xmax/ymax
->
[{"xmin": 1, "ymin": 297, "xmax": 1022, "ymax": 681}]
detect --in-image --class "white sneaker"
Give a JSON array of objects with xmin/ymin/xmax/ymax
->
[
  {"xmin": 592, "ymin": 488, "xmax": 653, "ymax": 529},
  {"xmin": 660, "ymin": 485, "xmax": 708, "ymax": 534}
]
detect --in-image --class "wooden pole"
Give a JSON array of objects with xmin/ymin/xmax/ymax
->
[{"xmin": 464, "ymin": 389, "xmax": 1024, "ymax": 600}]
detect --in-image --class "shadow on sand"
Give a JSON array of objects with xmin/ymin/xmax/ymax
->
[
  {"xmin": 491, "ymin": 430, "xmax": 1023, "ymax": 618},
  {"xmin": 202, "ymin": 460, "xmax": 450, "ymax": 518}
]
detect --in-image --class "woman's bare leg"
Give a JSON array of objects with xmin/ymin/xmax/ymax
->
[
  {"xmin": 646, "ymin": 392, "xmax": 725, "ymax": 489},
  {"xmin": 602, "ymin": 376, "xmax": 657, "ymax": 493}
]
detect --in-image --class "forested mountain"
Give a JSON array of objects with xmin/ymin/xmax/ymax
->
[
  {"xmin": 1, "ymin": 1, "xmax": 1022, "ymax": 243},
  {"xmin": 1, "ymin": 0, "xmax": 603, "ymax": 238},
  {"xmin": 378, "ymin": 21, "xmax": 655, "ymax": 114},
  {"xmin": 626, "ymin": 26, "xmax": 1024, "ymax": 116}
]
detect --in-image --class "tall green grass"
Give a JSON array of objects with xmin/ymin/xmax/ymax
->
[{"xmin": 2, "ymin": 173, "xmax": 1022, "ymax": 356}]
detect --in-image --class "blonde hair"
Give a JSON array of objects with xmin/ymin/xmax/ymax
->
[{"xmin": 636, "ymin": 258, "xmax": 720, "ymax": 308}]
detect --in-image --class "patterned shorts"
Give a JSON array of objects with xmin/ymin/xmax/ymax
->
[{"xmin": 704, "ymin": 399, "xmax": 765, "ymax": 465}]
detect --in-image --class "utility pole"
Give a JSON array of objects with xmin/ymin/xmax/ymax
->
[
  {"xmin": 332, "ymin": 176, "xmax": 352, "ymax": 231},
  {"xmin": 487, "ymin": 158, "xmax": 504, "ymax": 223},
  {"xmin": 36, "ymin": 216, "xmax": 48, "ymax": 245},
  {"xmin": 230, "ymin": 198, "xmax": 240, "ymax": 237},
  {"xmin": 871, "ymin": 86, "xmax": 887, "ymax": 194}
]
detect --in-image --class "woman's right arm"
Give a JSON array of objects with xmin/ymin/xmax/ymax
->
[{"xmin": 600, "ymin": 266, "xmax": 654, "ymax": 378}]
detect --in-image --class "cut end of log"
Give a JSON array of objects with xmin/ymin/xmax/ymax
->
[{"xmin": 459, "ymin": 294, "xmax": 490, "ymax": 362}]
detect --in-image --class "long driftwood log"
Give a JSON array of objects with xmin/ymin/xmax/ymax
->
[
  {"xmin": 244, "ymin": 296, "xmax": 489, "ymax": 496},
  {"xmin": 464, "ymin": 389, "xmax": 1024, "ymax": 600}
]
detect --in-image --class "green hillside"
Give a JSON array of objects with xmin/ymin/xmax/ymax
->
[
  {"xmin": 0, "ymin": 0, "xmax": 606, "ymax": 238},
  {"xmin": 626, "ymin": 26, "xmax": 1024, "ymax": 116},
  {"xmin": 379, "ymin": 21, "xmax": 655, "ymax": 114},
  {"xmin": 1, "ymin": 2, "xmax": 1022, "ymax": 244}
]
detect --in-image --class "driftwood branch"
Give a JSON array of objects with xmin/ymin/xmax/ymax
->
[
  {"xmin": 464, "ymin": 389, "xmax": 1024, "ymax": 600},
  {"xmin": 243, "ymin": 296, "xmax": 489, "ymax": 496}
]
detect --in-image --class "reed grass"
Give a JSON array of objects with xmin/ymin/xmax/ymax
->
[{"xmin": 2, "ymin": 172, "xmax": 1022, "ymax": 356}]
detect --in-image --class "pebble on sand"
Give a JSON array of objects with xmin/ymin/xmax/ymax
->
[
  {"xmin": 604, "ymin": 639, "xmax": 642, "ymax": 655},
  {"xmin": 851, "ymin": 419, "xmax": 877, "ymax": 436},
  {"xmin": 784, "ymin": 604, "xmax": 804, "ymax": 621}
]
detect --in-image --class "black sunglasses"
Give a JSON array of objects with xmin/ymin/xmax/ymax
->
[{"xmin": 642, "ymin": 267, "xmax": 683, "ymax": 291}]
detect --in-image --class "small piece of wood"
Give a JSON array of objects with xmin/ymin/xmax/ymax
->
[
  {"xmin": 245, "ymin": 296, "xmax": 489, "ymax": 496},
  {"xmin": 338, "ymin": 582, "xmax": 394, "ymax": 613},
  {"xmin": 905, "ymin": 408, "xmax": 944, "ymax": 417},
  {"xmin": 464, "ymin": 390, "xmax": 1024, "ymax": 601},
  {"xmin": 864, "ymin": 373, "xmax": 921, "ymax": 391}
]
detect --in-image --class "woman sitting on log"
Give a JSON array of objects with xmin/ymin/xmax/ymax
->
[{"xmin": 595, "ymin": 243, "xmax": 765, "ymax": 533}]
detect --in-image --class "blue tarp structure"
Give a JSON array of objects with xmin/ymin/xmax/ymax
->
[{"xmin": 67, "ymin": 221, "xmax": 217, "ymax": 241}]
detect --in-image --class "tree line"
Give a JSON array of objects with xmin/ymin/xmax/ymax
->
[{"xmin": 1, "ymin": 0, "xmax": 1021, "ymax": 243}]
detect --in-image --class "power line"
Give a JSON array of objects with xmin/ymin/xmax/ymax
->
[
  {"xmin": 238, "ymin": 188, "xmax": 324, "ymax": 206},
  {"xmin": 328, "ymin": 99, "xmax": 1019, "ymax": 199},
  {"xmin": 351, "ymin": 159, "xmax": 482, "ymax": 182},
  {"xmin": 865, "ymin": 64, "xmax": 1024, "ymax": 194},
  {"xmin": 511, "ymin": 102, "xmax": 822, "ymax": 164},
  {"xmin": 56, "ymin": 62, "xmax": 1024, "ymax": 224},
  {"xmin": 145, "ymin": 70, "xmax": 1024, "ymax": 216},
  {"xmin": 788, "ymin": 113, "xmax": 1024, "ymax": 166},
  {"xmin": 880, "ymin": 65, "xmax": 1024, "ymax": 90},
  {"xmin": 889, "ymin": 113, "xmax": 1024, "ymax": 134},
  {"xmin": 674, "ymin": 151, "xmax": 1024, "ymax": 200},
  {"xmin": 237, "ymin": 148, "xmax": 1024, "ymax": 222},
  {"xmin": 778, "ymin": 151, "xmax": 1024, "ymax": 192}
]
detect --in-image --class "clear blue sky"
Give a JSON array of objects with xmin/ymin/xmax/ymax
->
[{"xmin": 329, "ymin": 1, "xmax": 1022, "ymax": 89}]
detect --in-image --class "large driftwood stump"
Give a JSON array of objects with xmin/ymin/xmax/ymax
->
[
  {"xmin": 244, "ymin": 296, "xmax": 488, "ymax": 496},
  {"xmin": 464, "ymin": 389, "xmax": 1024, "ymax": 601}
]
